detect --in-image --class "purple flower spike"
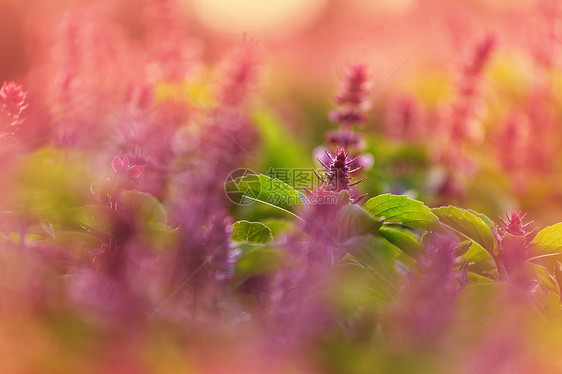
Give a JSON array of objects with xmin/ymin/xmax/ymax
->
[{"xmin": 311, "ymin": 147, "xmax": 367, "ymax": 204}]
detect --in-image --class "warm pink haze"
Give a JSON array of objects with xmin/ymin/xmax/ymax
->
[{"xmin": 1, "ymin": 0, "xmax": 562, "ymax": 373}]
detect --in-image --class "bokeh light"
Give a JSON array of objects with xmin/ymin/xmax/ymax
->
[{"xmin": 188, "ymin": 0, "xmax": 328, "ymax": 38}]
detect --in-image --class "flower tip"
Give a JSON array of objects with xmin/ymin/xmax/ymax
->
[
  {"xmin": 130, "ymin": 165, "xmax": 146, "ymax": 178},
  {"xmin": 111, "ymin": 155, "xmax": 123, "ymax": 172}
]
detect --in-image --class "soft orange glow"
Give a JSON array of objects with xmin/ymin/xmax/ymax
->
[{"xmin": 187, "ymin": 0, "xmax": 327, "ymax": 38}]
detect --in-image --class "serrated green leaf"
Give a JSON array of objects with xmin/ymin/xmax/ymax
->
[
  {"xmin": 260, "ymin": 218, "xmax": 295, "ymax": 237},
  {"xmin": 227, "ymin": 174, "xmax": 303, "ymax": 217},
  {"xmin": 531, "ymin": 222, "xmax": 562, "ymax": 255},
  {"xmin": 378, "ymin": 225, "xmax": 422, "ymax": 257},
  {"xmin": 231, "ymin": 220, "xmax": 272, "ymax": 245},
  {"xmin": 119, "ymin": 190, "xmax": 167, "ymax": 226},
  {"xmin": 432, "ymin": 206, "xmax": 496, "ymax": 256},
  {"xmin": 336, "ymin": 235, "xmax": 404, "ymax": 312},
  {"xmin": 337, "ymin": 205, "xmax": 383, "ymax": 240},
  {"xmin": 70, "ymin": 205, "xmax": 129, "ymax": 238},
  {"xmin": 457, "ymin": 283, "xmax": 504, "ymax": 321},
  {"xmin": 464, "ymin": 242, "xmax": 495, "ymax": 272},
  {"xmin": 45, "ymin": 231, "xmax": 102, "ymax": 256},
  {"xmin": 252, "ymin": 109, "xmax": 311, "ymax": 170},
  {"xmin": 343, "ymin": 235, "xmax": 401, "ymax": 285},
  {"xmin": 235, "ymin": 247, "xmax": 283, "ymax": 276},
  {"xmin": 468, "ymin": 209, "xmax": 496, "ymax": 230},
  {"xmin": 529, "ymin": 263, "xmax": 559, "ymax": 293},
  {"xmin": 362, "ymin": 194, "xmax": 439, "ymax": 229}
]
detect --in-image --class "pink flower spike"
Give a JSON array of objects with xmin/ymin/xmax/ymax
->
[
  {"xmin": 349, "ymin": 177, "xmax": 366, "ymax": 187},
  {"xmin": 317, "ymin": 158, "xmax": 330, "ymax": 170},
  {"xmin": 129, "ymin": 165, "xmax": 146, "ymax": 178},
  {"xmin": 111, "ymin": 154, "xmax": 146, "ymax": 178},
  {"xmin": 333, "ymin": 64, "xmax": 371, "ymax": 106},
  {"xmin": 329, "ymin": 63, "xmax": 373, "ymax": 127},
  {"xmin": 495, "ymin": 211, "xmax": 536, "ymax": 240},
  {"xmin": 351, "ymin": 192, "xmax": 368, "ymax": 205},
  {"xmin": 0, "ymin": 81, "xmax": 27, "ymax": 129},
  {"xmin": 111, "ymin": 155, "xmax": 124, "ymax": 173}
]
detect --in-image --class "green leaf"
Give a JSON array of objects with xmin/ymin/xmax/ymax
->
[
  {"xmin": 12, "ymin": 147, "xmax": 92, "ymax": 223},
  {"xmin": 463, "ymin": 242, "xmax": 495, "ymax": 270},
  {"xmin": 231, "ymin": 220, "xmax": 272, "ymax": 245},
  {"xmin": 378, "ymin": 225, "xmax": 422, "ymax": 257},
  {"xmin": 529, "ymin": 263, "xmax": 558, "ymax": 293},
  {"xmin": 0, "ymin": 212, "xmax": 56, "ymax": 239},
  {"xmin": 119, "ymin": 190, "xmax": 167, "ymax": 226},
  {"xmin": 260, "ymin": 218, "xmax": 295, "ymax": 237},
  {"xmin": 235, "ymin": 247, "xmax": 283, "ymax": 277},
  {"xmin": 468, "ymin": 209, "xmax": 496, "ymax": 230},
  {"xmin": 543, "ymin": 290, "xmax": 562, "ymax": 320},
  {"xmin": 70, "ymin": 205, "xmax": 129, "ymax": 238},
  {"xmin": 118, "ymin": 191, "xmax": 177, "ymax": 252},
  {"xmin": 457, "ymin": 283, "xmax": 504, "ymax": 322},
  {"xmin": 336, "ymin": 236, "xmax": 404, "ymax": 311},
  {"xmin": 330, "ymin": 261, "xmax": 396, "ymax": 312},
  {"xmin": 531, "ymin": 223, "xmax": 562, "ymax": 255},
  {"xmin": 227, "ymin": 174, "xmax": 303, "ymax": 216},
  {"xmin": 45, "ymin": 231, "xmax": 102, "ymax": 256},
  {"xmin": 343, "ymin": 235, "xmax": 401, "ymax": 284},
  {"xmin": 337, "ymin": 204, "xmax": 383, "ymax": 240},
  {"xmin": 362, "ymin": 194, "xmax": 439, "ymax": 229},
  {"xmin": 432, "ymin": 206, "xmax": 496, "ymax": 257},
  {"xmin": 252, "ymin": 109, "xmax": 312, "ymax": 170}
]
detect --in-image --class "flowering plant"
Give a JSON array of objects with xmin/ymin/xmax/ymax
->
[{"xmin": 3, "ymin": 1, "xmax": 562, "ymax": 373}]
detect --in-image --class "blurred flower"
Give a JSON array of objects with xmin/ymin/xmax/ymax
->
[
  {"xmin": 92, "ymin": 155, "xmax": 147, "ymax": 205},
  {"xmin": 111, "ymin": 154, "xmax": 146, "ymax": 179},
  {"xmin": 389, "ymin": 233, "xmax": 463, "ymax": 343},
  {"xmin": 215, "ymin": 41, "xmax": 262, "ymax": 107},
  {"xmin": 497, "ymin": 112, "xmax": 530, "ymax": 173},
  {"xmin": 430, "ymin": 34, "xmax": 496, "ymax": 205},
  {"xmin": 319, "ymin": 63, "xmax": 373, "ymax": 186},
  {"xmin": 125, "ymin": 83, "xmax": 153, "ymax": 113},
  {"xmin": 493, "ymin": 211, "xmax": 538, "ymax": 287},
  {"xmin": 43, "ymin": 8, "xmax": 143, "ymax": 147},
  {"xmin": 465, "ymin": 328, "xmax": 539, "ymax": 374},
  {"xmin": 384, "ymin": 94, "xmax": 425, "ymax": 141},
  {"xmin": 0, "ymin": 81, "xmax": 27, "ymax": 132},
  {"xmin": 329, "ymin": 63, "xmax": 372, "ymax": 127},
  {"xmin": 145, "ymin": 0, "xmax": 203, "ymax": 80},
  {"xmin": 265, "ymin": 193, "xmax": 346, "ymax": 347},
  {"xmin": 449, "ymin": 33, "xmax": 496, "ymax": 143},
  {"xmin": 324, "ymin": 128, "xmax": 364, "ymax": 150},
  {"xmin": 201, "ymin": 212, "xmax": 237, "ymax": 282},
  {"xmin": 461, "ymin": 33, "xmax": 497, "ymax": 84},
  {"xmin": 433, "ymin": 168, "xmax": 466, "ymax": 204}
]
